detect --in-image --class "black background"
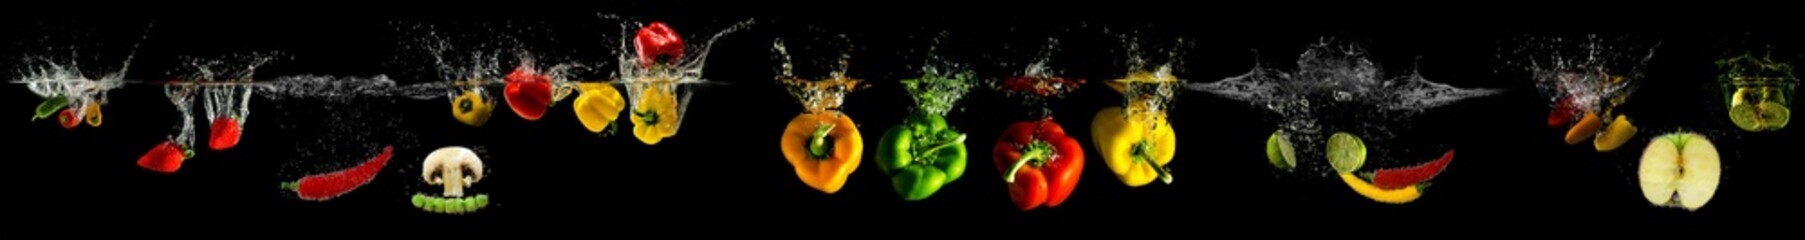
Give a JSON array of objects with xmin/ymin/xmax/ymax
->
[{"xmin": 4, "ymin": 0, "xmax": 1802, "ymax": 238}]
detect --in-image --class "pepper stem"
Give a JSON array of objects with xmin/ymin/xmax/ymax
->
[
  {"xmin": 912, "ymin": 134, "xmax": 967, "ymax": 163},
  {"xmin": 279, "ymin": 181, "xmax": 299, "ymax": 191},
  {"xmin": 1132, "ymin": 140, "xmax": 1173, "ymax": 184},
  {"xmin": 1004, "ymin": 141, "xmax": 1051, "ymax": 183},
  {"xmin": 808, "ymin": 123, "xmax": 835, "ymax": 159}
]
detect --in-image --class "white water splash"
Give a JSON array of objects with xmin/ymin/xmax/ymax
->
[{"xmin": 1189, "ymin": 39, "xmax": 1500, "ymax": 174}]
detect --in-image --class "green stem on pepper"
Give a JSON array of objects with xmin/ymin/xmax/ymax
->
[
  {"xmin": 279, "ymin": 181, "xmax": 299, "ymax": 190},
  {"xmin": 1004, "ymin": 140, "xmax": 1052, "ymax": 183},
  {"xmin": 913, "ymin": 134, "xmax": 966, "ymax": 164},
  {"xmin": 1132, "ymin": 140, "xmax": 1173, "ymax": 184},
  {"xmin": 808, "ymin": 123, "xmax": 835, "ymax": 159}
]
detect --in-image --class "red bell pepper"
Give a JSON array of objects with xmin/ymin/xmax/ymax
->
[
  {"xmin": 635, "ymin": 21, "xmax": 684, "ymax": 69},
  {"xmin": 994, "ymin": 117, "xmax": 1084, "ymax": 211},
  {"xmin": 137, "ymin": 140, "xmax": 193, "ymax": 174},
  {"xmin": 210, "ymin": 116, "xmax": 241, "ymax": 151},
  {"xmin": 1371, "ymin": 149, "xmax": 1454, "ymax": 190},
  {"xmin": 504, "ymin": 65, "xmax": 553, "ymax": 121}
]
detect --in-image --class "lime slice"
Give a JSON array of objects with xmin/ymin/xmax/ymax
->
[
  {"xmin": 1327, "ymin": 132, "xmax": 1366, "ymax": 173},
  {"xmin": 1729, "ymin": 103, "xmax": 1763, "ymax": 131},
  {"xmin": 1266, "ymin": 130, "xmax": 1297, "ymax": 170},
  {"xmin": 1759, "ymin": 101, "xmax": 1790, "ymax": 130}
]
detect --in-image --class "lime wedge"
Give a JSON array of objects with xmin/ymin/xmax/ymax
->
[
  {"xmin": 1327, "ymin": 132, "xmax": 1366, "ymax": 173},
  {"xmin": 1266, "ymin": 130, "xmax": 1297, "ymax": 170},
  {"xmin": 1759, "ymin": 101, "xmax": 1790, "ymax": 130},
  {"xmin": 1729, "ymin": 103, "xmax": 1763, "ymax": 131}
]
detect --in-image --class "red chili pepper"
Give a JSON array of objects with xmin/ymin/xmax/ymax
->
[
  {"xmin": 280, "ymin": 145, "xmax": 394, "ymax": 201},
  {"xmin": 137, "ymin": 140, "xmax": 191, "ymax": 174},
  {"xmin": 56, "ymin": 108, "xmax": 79, "ymax": 129},
  {"xmin": 994, "ymin": 117, "xmax": 1084, "ymax": 211},
  {"xmin": 504, "ymin": 66, "xmax": 553, "ymax": 121},
  {"xmin": 634, "ymin": 21, "xmax": 684, "ymax": 69},
  {"xmin": 1548, "ymin": 96, "xmax": 1577, "ymax": 128},
  {"xmin": 210, "ymin": 116, "xmax": 241, "ymax": 151},
  {"xmin": 1002, "ymin": 76, "xmax": 1084, "ymax": 97},
  {"xmin": 1371, "ymin": 149, "xmax": 1454, "ymax": 190}
]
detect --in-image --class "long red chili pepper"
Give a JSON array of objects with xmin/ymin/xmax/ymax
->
[
  {"xmin": 281, "ymin": 145, "xmax": 394, "ymax": 201},
  {"xmin": 1371, "ymin": 149, "xmax": 1454, "ymax": 190}
]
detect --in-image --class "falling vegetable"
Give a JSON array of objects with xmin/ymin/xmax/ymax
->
[
  {"xmin": 32, "ymin": 95, "xmax": 69, "ymax": 121},
  {"xmin": 635, "ymin": 21, "xmax": 685, "ymax": 69},
  {"xmin": 82, "ymin": 103, "xmax": 102, "ymax": 127},
  {"xmin": 280, "ymin": 146, "xmax": 394, "ymax": 201},
  {"xmin": 995, "ymin": 118, "xmax": 1085, "ymax": 211},
  {"xmin": 504, "ymin": 65, "xmax": 554, "ymax": 121},
  {"xmin": 56, "ymin": 108, "xmax": 79, "ymax": 129},
  {"xmin": 1548, "ymin": 96, "xmax": 1577, "ymax": 128},
  {"xmin": 572, "ymin": 82, "xmax": 625, "ymax": 134},
  {"xmin": 137, "ymin": 140, "xmax": 193, "ymax": 174},
  {"xmin": 780, "ymin": 77, "xmax": 864, "ymax": 194},
  {"xmin": 875, "ymin": 70, "xmax": 973, "ymax": 201},
  {"xmin": 209, "ymin": 116, "xmax": 242, "ymax": 151},
  {"xmin": 450, "ymin": 87, "xmax": 496, "ymax": 127},
  {"xmin": 630, "ymin": 81, "xmax": 680, "ymax": 145},
  {"xmin": 1340, "ymin": 173, "xmax": 1421, "ymax": 204},
  {"xmin": 1370, "ymin": 149, "xmax": 1453, "ymax": 190},
  {"xmin": 1092, "ymin": 71, "xmax": 1181, "ymax": 187}
]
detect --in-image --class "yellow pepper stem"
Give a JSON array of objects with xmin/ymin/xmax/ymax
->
[
  {"xmin": 1004, "ymin": 141, "xmax": 1051, "ymax": 183},
  {"xmin": 1133, "ymin": 140, "xmax": 1173, "ymax": 184},
  {"xmin": 808, "ymin": 123, "xmax": 835, "ymax": 159},
  {"xmin": 913, "ymin": 134, "xmax": 966, "ymax": 164}
]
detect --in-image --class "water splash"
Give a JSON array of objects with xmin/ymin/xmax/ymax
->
[
  {"xmin": 774, "ymin": 32, "xmax": 863, "ymax": 113},
  {"xmin": 180, "ymin": 54, "xmax": 277, "ymax": 134},
  {"xmin": 900, "ymin": 31, "xmax": 975, "ymax": 116},
  {"xmin": 1502, "ymin": 34, "xmax": 1658, "ymax": 114},
  {"xmin": 992, "ymin": 37, "xmax": 1084, "ymax": 118},
  {"xmin": 1189, "ymin": 39, "xmax": 1500, "ymax": 175}
]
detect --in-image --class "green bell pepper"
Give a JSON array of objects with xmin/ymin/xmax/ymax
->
[{"xmin": 876, "ymin": 113, "xmax": 968, "ymax": 201}]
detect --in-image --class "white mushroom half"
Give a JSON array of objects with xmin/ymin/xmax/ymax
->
[{"xmin": 423, "ymin": 146, "xmax": 484, "ymax": 197}]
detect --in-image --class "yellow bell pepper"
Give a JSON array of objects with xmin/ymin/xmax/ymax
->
[
  {"xmin": 573, "ymin": 82, "xmax": 625, "ymax": 134},
  {"xmin": 1092, "ymin": 106, "xmax": 1176, "ymax": 187},
  {"xmin": 1093, "ymin": 71, "xmax": 1178, "ymax": 187},
  {"xmin": 451, "ymin": 87, "xmax": 496, "ymax": 127},
  {"xmin": 631, "ymin": 81, "xmax": 680, "ymax": 145}
]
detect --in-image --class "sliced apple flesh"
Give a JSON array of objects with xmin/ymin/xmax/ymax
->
[{"xmin": 1638, "ymin": 132, "xmax": 1720, "ymax": 211}]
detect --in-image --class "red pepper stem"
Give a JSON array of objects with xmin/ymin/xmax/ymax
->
[
  {"xmin": 913, "ymin": 134, "xmax": 967, "ymax": 163},
  {"xmin": 808, "ymin": 123, "xmax": 835, "ymax": 159},
  {"xmin": 279, "ymin": 181, "xmax": 299, "ymax": 191},
  {"xmin": 1004, "ymin": 141, "xmax": 1051, "ymax": 183}
]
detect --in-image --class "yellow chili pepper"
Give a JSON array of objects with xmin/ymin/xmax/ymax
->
[
  {"xmin": 82, "ymin": 103, "xmax": 103, "ymax": 127},
  {"xmin": 1340, "ymin": 172, "xmax": 1421, "ymax": 204},
  {"xmin": 573, "ymin": 82, "xmax": 625, "ymax": 134},
  {"xmin": 631, "ymin": 81, "xmax": 680, "ymax": 145}
]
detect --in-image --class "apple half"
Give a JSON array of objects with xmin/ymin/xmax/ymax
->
[{"xmin": 1638, "ymin": 132, "xmax": 1720, "ymax": 211}]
